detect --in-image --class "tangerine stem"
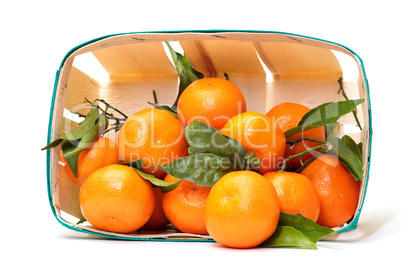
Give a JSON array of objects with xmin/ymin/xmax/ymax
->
[
  {"xmin": 281, "ymin": 144, "xmax": 325, "ymax": 172},
  {"xmin": 286, "ymin": 137, "xmax": 327, "ymax": 148},
  {"xmin": 295, "ymin": 150, "xmax": 323, "ymax": 174},
  {"xmin": 287, "ymin": 137, "xmax": 326, "ymax": 144}
]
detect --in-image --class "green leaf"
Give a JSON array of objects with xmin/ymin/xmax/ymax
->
[
  {"xmin": 341, "ymin": 135, "xmax": 363, "ymax": 163},
  {"xmin": 158, "ymin": 153, "xmax": 234, "ymax": 187},
  {"xmin": 41, "ymin": 137, "xmax": 64, "ymax": 151},
  {"xmin": 41, "ymin": 105, "xmax": 100, "ymax": 150},
  {"xmin": 299, "ymin": 99, "xmax": 365, "ymax": 126},
  {"xmin": 357, "ymin": 142, "xmax": 363, "ymax": 156},
  {"xmin": 284, "ymin": 99, "xmax": 364, "ymax": 138},
  {"xmin": 119, "ymin": 159, "xmax": 180, "ymax": 193},
  {"xmin": 185, "ymin": 120, "xmax": 246, "ymax": 169},
  {"xmin": 224, "ymin": 135, "xmax": 248, "ymax": 162},
  {"xmin": 285, "ymin": 125, "xmax": 323, "ymax": 139},
  {"xmin": 165, "ymin": 42, "xmax": 204, "ymax": 106},
  {"xmin": 278, "ymin": 213, "xmax": 336, "ymax": 243},
  {"xmin": 260, "ymin": 213, "xmax": 335, "ymax": 249},
  {"xmin": 260, "ymin": 226, "xmax": 317, "ymax": 249},
  {"xmin": 62, "ymin": 104, "xmax": 100, "ymax": 140},
  {"xmin": 62, "ymin": 125, "xmax": 99, "ymax": 158},
  {"xmin": 61, "ymin": 140, "xmax": 79, "ymax": 177},
  {"xmin": 327, "ymin": 134, "xmax": 363, "ymax": 181},
  {"xmin": 76, "ymin": 216, "xmax": 87, "ymax": 224},
  {"xmin": 147, "ymin": 102, "xmax": 178, "ymax": 118},
  {"xmin": 325, "ymin": 122, "xmax": 338, "ymax": 138},
  {"xmin": 135, "ymin": 169, "xmax": 181, "ymax": 193},
  {"xmin": 62, "ymin": 112, "xmax": 108, "ymax": 158}
]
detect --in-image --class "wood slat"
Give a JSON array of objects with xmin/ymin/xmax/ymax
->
[
  {"xmin": 65, "ymin": 66, "xmax": 100, "ymax": 110},
  {"xmin": 180, "ymin": 40, "xmax": 266, "ymax": 76},
  {"xmin": 255, "ymin": 42, "xmax": 343, "ymax": 81},
  {"xmin": 92, "ymin": 42, "xmax": 178, "ymax": 82},
  {"xmin": 98, "ymin": 81, "xmax": 179, "ymax": 117},
  {"xmin": 57, "ymin": 149, "xmax": 83, "ymax": 219}
]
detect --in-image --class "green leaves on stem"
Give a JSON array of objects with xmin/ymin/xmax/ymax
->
[
  {"xmin": 42, "ymin": 104, "xmax": 100, "ymax": 151},
  {"xmin": 185, "ymin": 120, "xmax": 248, "ymax": 169},
  {"xmin": 41, "ymin": 98, "xmax": 128, "ymax": 177},
  {"xmin": 158, "ymin": 153, "xmax": 234, "ymax": 187},
  {"xmin": 148, "ymin": 42, "xmax": 204, "ymax": 117},
  {"xmin": 158, "ymin": 120, "xmax": 260, "ymax": 188},
  {"xmin": 284, "ymin": 99, "xmax": 365, "ymax": 138},
  {"xmin": 282, "ymin": 134, "xmax": 364, "ymax": 181},
  {"xmin": 165, "ymin": 42, "xmax": 204, "ymax": 107},
  {"xmin": 282, "ymin": 98, "xmax": 365, "ymax": 180}
]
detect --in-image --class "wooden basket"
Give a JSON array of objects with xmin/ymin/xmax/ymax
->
[{"xmin": 45, "ymin": 30, "xmax": 372, "ymax": 241}]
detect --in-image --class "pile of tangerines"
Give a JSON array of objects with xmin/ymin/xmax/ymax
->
[{"xmin": 56, "ymin": 77, "xmax": 361, "ymax": 249}]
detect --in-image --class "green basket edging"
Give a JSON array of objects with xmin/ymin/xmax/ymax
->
[{"xmin": 45, "ymin": 29, "xmax": 372, "ymax": 240}]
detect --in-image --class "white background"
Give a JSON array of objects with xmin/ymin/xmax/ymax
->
[{"xmin": 2, "ymin": 1, "xmax": 401, "ymax": 267}]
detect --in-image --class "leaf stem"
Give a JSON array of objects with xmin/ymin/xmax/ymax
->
[
  {"xmin": 152, "ymin": 89, "xmax": 158, "ymax": 104},
  {"xmin": 294, "ymin": 147, "xmax": 327, "ymax": 174},
  {"xmin": 84, "ymin": 98, "xmax": 128, "ymax": 135},
  {"xmin": 85, "ymin": 98, "xmax": 128, "ymax": 120},
  {"xmin": 281, "ymin": 144, "xmax": 326, "ymax": 172},
  {"xmin": 287, "ymin": 137, "xmax": 327, "ymax": 144},
  {"xmin": 337, "ymin": 77, "xmax": 362, "ymax": 131},
  {"xmin": 286, "ymin": 137, "xmax": 327, "ymax": 149}
]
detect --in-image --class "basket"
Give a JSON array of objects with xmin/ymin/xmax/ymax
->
[{"xmin": 46, "ymin": 30, "xmax": 372, "ymax": 241}]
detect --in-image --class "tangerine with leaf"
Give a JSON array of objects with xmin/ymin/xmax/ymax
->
[
  {"xmin": 63, "ymin": 136, "xmax": 119, "ymax": 187},
  {"xmin": 266, "ymin": 102, "xmax": 326, "ymax": 169},
  {"xmin": 220, "ymin": 111, "xmax": 286, "ymax": 173}
]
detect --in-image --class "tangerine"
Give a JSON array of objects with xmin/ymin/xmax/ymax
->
[
  {"xmin": 204, "ymin": 171, "xmax": 280, "ymax": 248},
  {"xmin": 300, "ymin": 154, "xmax": 361, "ymax": 228},
  {"xmin": 177, "ymin": 78, "xmax": 246, "ymax": 131},
  {"xmin": 118, "ymin": 108, "xmax": 188, "ymax": 178},
  {"xmin": 162, "ymin": 174, "xmax": 211, "ymax": 234},
  {"xmin": 79, "ymin": 164, "xmax": 155, "ymax": 233},
  {"xmin": 220, "ymin": 111, "xmax": 286, "ymax": 173},
  {"xmin": 262, "ymin": 171, "xmax": 320, "ymax": 222},
  {"xmin": 141, "ymin": 187, "xmax": 170, "ymax": 231},
  {"xmin": 63, "ymin": 136, "xmax": 119, "ymax": 187}
]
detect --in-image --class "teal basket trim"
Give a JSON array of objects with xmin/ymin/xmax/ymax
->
[
  {"xmin": 55, "ymin": 214, "xmax": 213, "ymax": 242},
  {"xmin": 46, "ymin": 29, "xmax": 372, "ymax": 240}
]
